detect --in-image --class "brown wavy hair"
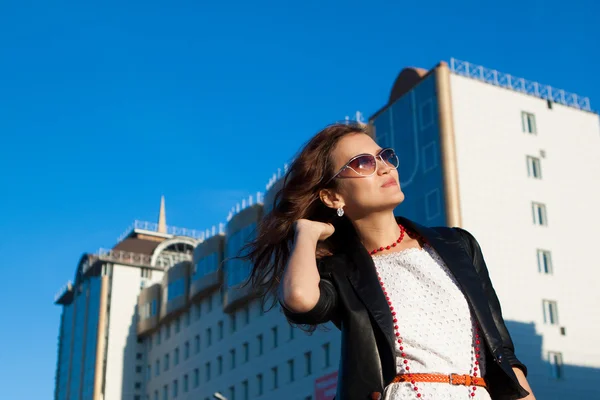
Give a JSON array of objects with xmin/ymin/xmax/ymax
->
[{"xmin": 239, "ymin": 122, "xmax": 371, "ymax": 310}]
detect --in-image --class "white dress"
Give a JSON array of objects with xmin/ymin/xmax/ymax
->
[{"xmin": 372, "ymin": 244, "xmax": 492, "ymax": 400}]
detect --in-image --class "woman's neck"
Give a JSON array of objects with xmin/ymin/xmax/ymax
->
[{"xmin": 352, "ymin": 212, "xmax": 401, "ymax": 251}]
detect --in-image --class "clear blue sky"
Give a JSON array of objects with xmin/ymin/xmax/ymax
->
[{"xmin": 0, "ymin": 0, "xmax": 597, "ymax": 398}]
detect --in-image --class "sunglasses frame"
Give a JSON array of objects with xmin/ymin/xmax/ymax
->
[{"xmin": 325, "ymin": 147, "xmax": 399, "ymax": 185}]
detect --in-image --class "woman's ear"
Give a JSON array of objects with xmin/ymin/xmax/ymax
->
[{"xmin": 319, "ymin": 188, "xmax": 344, "ymax": 210}]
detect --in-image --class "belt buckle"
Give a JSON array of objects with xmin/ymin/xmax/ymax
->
[{"xmin": 449, "ymin": 373, "xmax": 459, "ymax": 385}]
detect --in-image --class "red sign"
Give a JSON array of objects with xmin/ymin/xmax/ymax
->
[{"xmin": 315, "ymin": 370, "xmax": 338, "ymax": 400}]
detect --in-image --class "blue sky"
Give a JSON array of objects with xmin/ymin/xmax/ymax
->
[{"xmin": 0, "ymin": 0, "xmax": 597, "ymax": 398}]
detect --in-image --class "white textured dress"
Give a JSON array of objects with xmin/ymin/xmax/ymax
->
[{"xmin": 372, "ymin": 244, "xmax": 492, "ymax": 400}]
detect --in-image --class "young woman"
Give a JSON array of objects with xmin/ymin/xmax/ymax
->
[{"xmin": 245, "ymin": 123, "xmax": 535, "ymax": 400}]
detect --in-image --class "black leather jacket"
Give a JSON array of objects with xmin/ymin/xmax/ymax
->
[{"xmin": 281, "ymin": 217, "xmax": 530, "ymax": 400}]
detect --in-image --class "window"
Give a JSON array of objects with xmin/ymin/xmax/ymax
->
[
  {"xmin": 526, "ymin": 156, "xmax": 542, "ymax": 179},
  {"xmin": 422, "ymin": 141, "xmax": 438, "ymax": 173},
  {"xmin": 288, "ymin": 359, "xmax": 295, "ymax": 382},
  {"xmin": 243, "ymin": 342, "xmax": 249, "ymax": 363},
  {"xmin": 218, "ymin": 320, "xmax": 224, "ymax": 340},
  {"xmin": 167, "ymin": 279, "xmax": 185, "ymax": 301},
  {"xmin": 194, "ymin": 368, "xmax": 199, "ymax": 388},
  {"xmin": 185, "ymin": 310, "xmax": 190, "ymax": 327},
  {"xmin": 543, "ymin": 300, "xmax": 559, "ymax": 325},
  {"xmin": 165, "ymin": 323, "xmax": 171, "ymax": 340},
  {"xmin": 257, "ymin": 374, "xmax": 263, "ymax": 395},
  {"xmin": 532, "ymin": 202, "xmax": 548, "ymax": 226},
  {"xmin": 420, "ymin": 99, "xmax": 434, "ymax": 130},
  {"xmin": 289, "ymin": 325, "xmax": 294, "ymax": 341},
  {"xmin": 141, "ymin": 268, "xmax": 151, "ymax": 278},
  {"xmin": 521, "ymin": 111, "xmax": 537, "ymax": 134},
  {"xmin": 207, "ymin": 295, "xmax": 213, "ymax": 312},
  {"xmin": 205, "ymin": 362, "xmax": 211, "ymax": 381},
  {"xmin": 136, "ymin": 353, "xmax": 143, "ymax": 360},
  {"xmin": 184, "ymin": 341, "xmax": 190, "ymax": 360},
  {"xmin": 243, "ymin": 307, "xmax": 250, "ymax": 325},
  {"xmin": 134, "ymin": 382, "xmax": 142, "ymax": 389},
  {"xmin": 230, "ymin": 313, "xmax": 237, "ymax": 333},
  {"xmin": 174, "ymin": 318, "xmax": 180, "ymax": 334},
  {"xmin": 548, "ymin": 352, "xmax": 563, "ymax": 379},
  {"xmin": 157, "ymin": 330, "xmax": 161, "ymax": 345},
  {"xmin": 272, "ymin": 366, "xmax": 278, "ymax": 389},
  {"xmin": 174, "ymin": 348, "xmax": 179, "ymax": 365},
  {"xmin": 164, "ymin": 354, "xmax": 169, "ymax": 371},
  {"xmin": 206, "ymin": 328, "xmax": 212, "ymax": 347},
  {"xmin": 147, "ymin": 365, "xmax": 151, "ymax": 380},
  {"xmin": 195, "ymin": 303, "xmax": 201, "ymax": 320},
  {"xmin": 183, "ymin": 374, "xmax": 188, "ymax": 393},
  {"xmin": 229, "ymin": 385, "xmax": 236, "ymax": 400},
  {"xmin": 155, "ymin": 360, "xmax": 160, "ymax": 376},
  {"xmin": 135, "ymin": 365, "xmax": 142, "ymax": 373},
  {"xmin": 537, "ymin": 250, "xmax": 553, "ymax": 274},
  {"xmin": 217, "ymin": 355, "xmax": 223, "ymax": 375},
  {"xmin": 272, "ymin": 326, "xmax": 278, "ymax": 348},
  {"xmin": 305, "ymin": 396, "xmax": 313, "ymax": 400},
  {"xmin": 242, "ymin": 380, "xmax": 249, "ymax": 400},
  {"xmin": 323, "ymin": 343, "xmax": 330, "ymax": 368},
  {"xmin": 305, "ymin": 352, "xmax": 312, "ymax": 376},
  {"xmin": 154, "ymin": 391, "xmax": 158, "ymax": 400},
  {"xmin": 230, "ymin": 348, "xmax": 236, "ymax": 369},
  {"xmin": 162, "ymin": 385, "xmax": 168, "ymax": 400},
  {"xmin": 257, "ymin": 334, "xmax": 263, "ymax": 355},
  {"xmin": 172, "ymin": 380, "xmax": 178, "ymax": 398},
  {"xmin": 195, "ymin": 335, "xmax": 200, "ymax": 354}
]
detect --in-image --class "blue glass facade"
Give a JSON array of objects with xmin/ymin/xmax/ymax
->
[
  {"xmin": 55, "ymin": 277, "xmax": 102, "ymax": 400},
  {"xmin": 167, "ymin": 278, "xmax": 186, "ymax": 301},
  {"xmin": 192, "ymin": 252, "xmax": 219, "ymax": 281},
  {"xmin": 225, "ymin": 223, "xmax": 257, "ymax": 288},
  {"xmin": 372, "ymin": 74, "xmax": 447, "ymax": 227}
]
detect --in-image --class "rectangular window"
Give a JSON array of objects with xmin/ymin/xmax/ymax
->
[
  {"xmin": 257, "ymin": 373, "xmax": 263, "ymax": 395},
  {"xmin": 230, "ymin": 313, "xmax": 237, "ymax": 333},
  {"xmin": 163, "ymin": 385, "xmax": 168, "ymax": 400},
  {"xmin": 154, "ymin": 390, "xmax": 158, "ymax": 400},
  {"xmin": 526, "ymin": 156, "xmax": 542, "ymax": 179},
  {"xmin": 242, "ymin": 379, "xmax": 249, "ymax": 400},
  {"xmin": 164, "ymin": 354, "xmax": 169, "ymax": 371},
  {"xmin": 217, "ymin": 355, "xmax": 223, "ymax": 375},
  {"xmin": 243, "ymin": 306, "xmax": 250, "ymax": 325},
  {"xmin": 532, "ymin": 202, "xmax": 548, "ymax": 226},
  {"xmin": 165, "ymin": 323, "xmax": 171, "ymax": 340},
  {"xmin": 231, "ymin": 348, "xmax": 236, "ymax": 369},
  {"xmin": 172, "ymin": 379, "xmax": 178, "ymax": 398},
  {"xmin": 155, "ymin": 360, "xmax": 160, "ymax": 376},
  {"xmin": 289, "ymin": 325, "xmax": 295, "ymax": 341},
  {"xmin": 537, "ymin": 250, "xmax": 553, "ymax": 274},
  {"xmin": 134, "ymin": 382, "xmax": 142, "ymax": 389},
  {"xmin": 195, "ymin": 303, "xmax": 201, "ymax": 320},
  {"xmin": 195, "ymin": 335, "xmax": 200, "ymax": 354},
  {"xmin": 207, "ymin": 328, "xmax": 212, "ymax": 347},
  {"xmin": 147, "ymin": 365, "xmax": 151, "ymax": 380},
  {"xmin": 207, "ymin": 294, "xmax": 213, "ymax": 312},
  {"xmin": 305, "ymin": 352, "xmax": 312, "ymax": 376},
  {"xmin": 183, "ymin": 374, "xmax": 188, "ymax": 392},
  {"xmin": 174, "ymin": 348, "xmax": 179, "ymax": 365},
  {"xmin": 257, "ymin": 334, "xmax": 263, "ymax": 355},
  {"xmin": 185, "ymin": 310, "xmax": 191, "ymax": 327},
  {"xmin": 184, "ymin": 341, "xmax": 190, "ymax": 359},
  {"xmin": 323, "ymin": 343, "xmax": 330, "ymax": 368},
  {"xmin": 243, "ymin": 342, "xmax": 249, "ymax": 363},
  {"xmin": 272, "ymin": 366, "xmax": 278, "ymax": 389},
  {"xmin": 288, "ymin": 359, "xmax": 295, "ymax": 382},
  {"xmin": 136, "ymin": 352, "xmax": 143, "ymax": 360},
  {"xmin": 549, "ymin": 352, "xmax": 563, "ymax": 379},
  {"xmin": 521, "ymin": 111, "xmax": 537, "ymax": 134},
  {"xmin": 272, "ymin": 326, "xmax": 278, "ymax": 348},
  {"xmin": 135, "ymin": 365, "xmax": 142, "ymax": 373},
  {"xmin": 205, "ymin": 362, "xmax": 211, "ymax": 381},
  {"xmin": 229, "ymin": 385, "xmax": 235, "ymax": 400},
  {"xmin": 174, "ymin": 318, "xmax": 180, "ymax": 334},
  {"xmin": 194, "ymin": 368, "xmax": 199, "ymax": 388},
  {"xmin": 218, "ymin": 320, "xmax": 224, "ymax": 340},
  {"xmin": 543, "ymin": 300, "xmax": 559, "ymax": 325}
]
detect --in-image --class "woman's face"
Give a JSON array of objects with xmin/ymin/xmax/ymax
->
[{"xmin": 325, "ymin": 133, "xmax": 405, "ymax": 218}]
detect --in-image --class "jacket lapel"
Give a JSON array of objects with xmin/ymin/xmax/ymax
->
[{"xmin": 397, "ymin": 217, "xmax": 504, "ymax": 353}]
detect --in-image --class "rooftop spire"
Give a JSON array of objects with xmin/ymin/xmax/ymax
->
[{"xmin": 158, "ymin": 196, "xmax": 167, "ymax": 233}]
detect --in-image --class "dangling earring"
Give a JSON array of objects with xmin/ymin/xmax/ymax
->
[{"xmin": 337, "ymin": 207, "xmax": 344, "ymax": 217}]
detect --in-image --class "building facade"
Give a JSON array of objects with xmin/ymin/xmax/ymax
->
[{"xmin": 55, "ymin": 59, "xmax": 600, "ymax": 400}]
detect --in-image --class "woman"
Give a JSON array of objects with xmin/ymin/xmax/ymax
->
[{"xmin": 244, "ymin": 123, "xmax": 535, "ymax": 400}]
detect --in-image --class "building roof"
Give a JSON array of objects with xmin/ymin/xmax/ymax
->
[{"xmin": 113, "ymin": 237, "xmax": 162, "ymax": 255}]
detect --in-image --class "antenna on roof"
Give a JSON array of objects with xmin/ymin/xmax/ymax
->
[{"xmin": 157, "ymin": 196, "xmax": 167, "ymax": 233}]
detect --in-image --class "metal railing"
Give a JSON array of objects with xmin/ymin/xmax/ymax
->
[
  {"xmin": 450, "ymin": 58, "xmax": 592, "ymax": 112},
  {"xmin": 54, "ymin": 281, "xmax": 73, "ymax": 302},
  {"xmin": 117, "ymin": 220, "xmax": 206, "ymax": 242}
]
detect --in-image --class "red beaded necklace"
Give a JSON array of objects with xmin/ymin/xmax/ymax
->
[
  {"xmin": 371, "ymin": 226, "xmax": 482, "ymax": 398},
  {"xmin": 369, "ymin": 224, "xmax": 406, "ymax": 255}
]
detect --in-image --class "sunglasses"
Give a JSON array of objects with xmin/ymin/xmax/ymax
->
[{"xmin": 325, "ymin": 148, "xmax": 399, "ymax": 185}]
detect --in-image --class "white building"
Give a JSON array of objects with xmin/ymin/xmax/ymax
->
[
  {"xmin": 54, "ymin": 58, "xmax": 600, "ymax": 400},
  {"xmin": 370, "ymin": 58, "xmax": 600, "ymax": 399}
]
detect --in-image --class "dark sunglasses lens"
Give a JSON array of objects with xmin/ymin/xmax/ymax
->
[
  {"xmin": 348, "ymin": 155, "xmax": 377, "ymax": 176},
  {"xmin": 381, "ymin": 149, "xmax": 399, "ymax": 167}
]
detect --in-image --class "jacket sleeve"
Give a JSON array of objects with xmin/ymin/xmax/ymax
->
[
  {"xmin": 455, "ymin": 227, "xmax": 528, "ymax": 376},
  {"xmin": 278, "ymin": 258, "xmax": 340, "ymax": 326}
]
